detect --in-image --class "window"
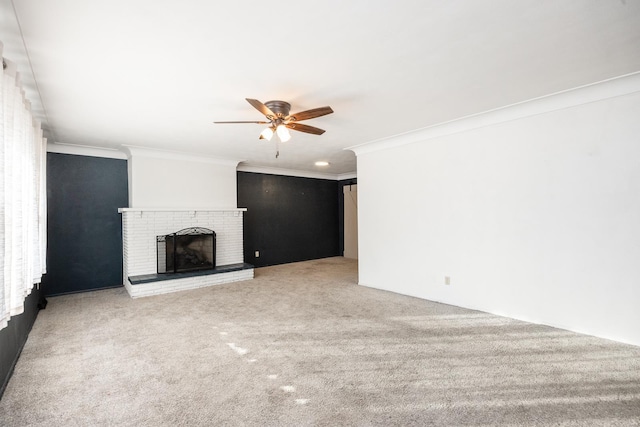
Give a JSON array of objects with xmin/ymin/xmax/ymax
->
[{"xmin": 0, "ymin": 47, "xmax": 47, "ymax": 330}]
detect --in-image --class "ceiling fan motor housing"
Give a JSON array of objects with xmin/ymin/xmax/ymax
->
[{"xmin": 264, "ymin": 100, "xmax": 291, "ymax": 118}]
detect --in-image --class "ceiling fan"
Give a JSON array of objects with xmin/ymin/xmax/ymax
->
[{"xmin": 214, "ymin": 98, "xmax": 333, "ymax": 143}]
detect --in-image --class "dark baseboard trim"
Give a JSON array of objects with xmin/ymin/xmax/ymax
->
[
  {"xmin": 45, "ymin": 284, "xmax": 124, "ymax": 298},
  {"xmin": 0, "ymin": 323, "xmax": 32, "ymax": 400},
  {"xmin": 0, "ymin": 287, "xmax": 41, "ymax": 401}
]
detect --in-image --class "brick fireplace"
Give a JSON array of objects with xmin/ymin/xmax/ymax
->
[{"xmin": 119, "ymin": 208, "xmax": 253, "ymax": 298}]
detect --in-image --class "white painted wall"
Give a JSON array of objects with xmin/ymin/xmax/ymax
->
[
  {"xmin": 353, "ymin": 74, "xmax": 640, "ymax": 346},
  {"xmin": 124, "ymin": 146, "xmax": 240, "ymax": 208}
]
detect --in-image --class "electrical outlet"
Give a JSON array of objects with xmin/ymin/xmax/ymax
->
[
  {"xmin": 444, "ymin": 276, "xmax": 451, "ymax": 285},
  {"xmin": 255, "ymin": 250, "xmax": 260, "ymax": 258}
]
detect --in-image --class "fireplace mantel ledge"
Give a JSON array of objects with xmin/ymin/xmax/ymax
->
[{"xmin": 118, "ymin": 207, "xmax": 247, "ymax": 213}]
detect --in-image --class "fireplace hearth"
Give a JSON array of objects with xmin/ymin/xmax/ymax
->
[
  {"xmin": 157, "ymin": 227, "xmax": 216, "ymax": 274},
  {"xmin": 120, "ymin": 208, "xmax": 253, "ymax": 298}
]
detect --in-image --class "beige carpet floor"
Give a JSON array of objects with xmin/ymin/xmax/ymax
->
[{"xmin": 1, "ymin": 257, "xmax": 639, "ymax": 426}]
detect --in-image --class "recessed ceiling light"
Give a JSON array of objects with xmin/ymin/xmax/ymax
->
[{"xmin": 315, "ymin": 161, "xmax": 329, "ymax": 166}]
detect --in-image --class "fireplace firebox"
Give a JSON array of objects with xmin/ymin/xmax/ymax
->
[{"xmin": 157, "ymin": 227, "xmax": 216, "ymax": 274}]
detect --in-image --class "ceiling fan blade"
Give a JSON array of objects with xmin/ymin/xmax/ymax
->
[
  {"xmin": 287, "ymin": 106, "xmax": 333, "ymax": 122},
  {"xmin": 246, "ymin": 98, "xmax": 277, "ymax": 119},
  {"xmin": 285, "ymin": 123, "xmax": 326, "ymax": 135},
  {"xmin": 214, "ymin": 121, "xmax": 269, "ymax": 124}
]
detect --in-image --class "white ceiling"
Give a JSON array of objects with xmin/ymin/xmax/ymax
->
[{"xmin": 2, "ymin": 0, "xmax": 640, "ymax": 176}]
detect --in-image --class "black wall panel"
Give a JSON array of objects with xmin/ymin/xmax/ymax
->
[
  {"xmin": 0, "ymin": 286, "xmax": 41, "ymax": 399},
  {"xmin": 237, "ymin": 172, "xmax": 340, "ymax": 267},
  {"xmin": 41, "ymin": 153, "xmax": 128, "ymax": 296}
]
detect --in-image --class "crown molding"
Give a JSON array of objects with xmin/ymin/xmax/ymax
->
[
  {"xmin": 47, "ymin": 142, "xmax": 128, "ymax": 159},
  {"xmin": 348, "ymin": 72, "xmax": 640, "ymax": 156},
  {"xmin": 237, "ymin": 164, "xmax": 355, "ymax": 181},
  {"xmin": 336, "ymin": 172, "xmax": 357, "ymax": 181},
  {"xmin": 121, "ymin": 145, "xmax": 242, "ymax": 167}
]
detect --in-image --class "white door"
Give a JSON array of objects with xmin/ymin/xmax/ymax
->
[{"xmin": 343, "ymin": 184, "xmax": 358, "ymax": 259}]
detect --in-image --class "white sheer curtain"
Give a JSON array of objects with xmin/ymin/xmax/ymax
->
[{"xmin": 0, "ymin": 42, "xmax": 47, "ymax": 331}]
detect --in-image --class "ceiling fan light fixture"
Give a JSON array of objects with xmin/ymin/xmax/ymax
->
[
  {"xmin": 276, "ymin": 125, "xmax": 291, "ymax": 142},
  {"xmin": 216, "ymin": 98, "xmax": 334, "ymax": 148},
  {"xmin": 260, "ymin": 127, "xmax": 274, "ymax": 141}
]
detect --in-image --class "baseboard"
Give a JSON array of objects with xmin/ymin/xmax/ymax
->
[
  {"xmin": 0, "ymin": 288, "xmax": 41, "ymax": 401},
  {"xmin": 44, "ymin": 284, "xmax": 124, "ymax": 297},
  {"xmin": 0, "ymin": 325, "xmax": 32, "ymax": 400}
]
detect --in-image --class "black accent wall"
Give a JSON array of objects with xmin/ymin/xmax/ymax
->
[
  {"xmin": 237, "ymin": 172, "xmax": 340, "ymax": 267},
  {"xmin": 0, "ymin": 285, "xmax": 41, "ymax": 399},
  {"xmin": 41, "ymin": 153, "xmax": 129, "ymax": 296}
]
